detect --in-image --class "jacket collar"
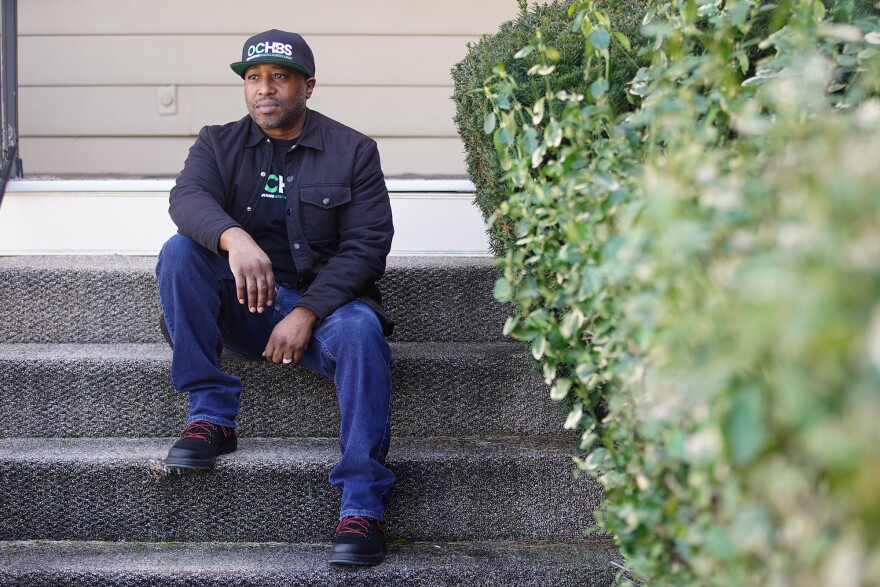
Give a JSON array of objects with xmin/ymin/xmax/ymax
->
[{"xmin": 244, "ymin": 109, "xmax": 324, "ymax": 151}]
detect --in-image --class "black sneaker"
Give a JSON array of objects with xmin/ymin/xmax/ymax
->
[
  {"xmin": 328, "ymin": 516, "xmax": 386, "ymax": 565},
  {"xmin": 165, "ymin": 420, "xmax": 237, "ymax": 469}
]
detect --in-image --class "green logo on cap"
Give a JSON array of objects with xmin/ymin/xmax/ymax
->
[{"xmin": 247, "ymin": 41, "xmax": 293, "ymax": 61}]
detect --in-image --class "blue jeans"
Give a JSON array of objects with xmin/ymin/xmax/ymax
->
[{"xmin": 156, "ymin": 234, "xmax": 394, "ymax": 521}]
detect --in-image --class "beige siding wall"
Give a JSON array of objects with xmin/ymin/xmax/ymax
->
[{"xmin": 17, "ymin": 0, "xmax": 529, "ymax": 177}]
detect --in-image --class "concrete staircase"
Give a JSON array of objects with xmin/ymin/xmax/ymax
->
[{"xmin": 0, "ymin": 255, "xmax": 618, "ymax": 586}]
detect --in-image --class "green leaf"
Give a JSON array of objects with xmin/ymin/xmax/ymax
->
[
  {"xmin": 591, "ymin": 79, "xmax": 609, "ymax": 100},
  {"xmin": 528, "ymin": 64, "xmax": 557, "ymax": 76},
  {"xmin": 580, "ymin": 268, "xmax": 600, "ymax": 294},
  {"xmin": 545, "ymin": 121, "xmax": 563, "ymax": 147},
  {"xmin": 590, "ymin": 29, "xmax": 611, "ymax": 50},
  {"xmin": 522, "ymin": 126, "xmax": 539, "ymax": 154},
  {"xmin": 531, "ymin": 145, "xmax": 548, "ymax": 169},
  {"xmin": 724, "ymin": 388, "xmax": 765, "ymax": 466},
  {"xmin": 483, "ymin": 111, "xmax": 496, "ymax": 134},
  {"xmin": 493, "ymin": 277, "xmax": 512, "ymax": 302},
  {"xmin": 514, "ymin": 45, "xmax": 535, "ymax": 59},
  {"xmin": 519, "ymin": 277, "xmax": 540, "ymax": 300},
  {"xmin": 532, "ymin": 336, "xmax": 548, "ymax": 360},
  {"xmin": 564, "ymin": 405, "xmax": 584, "ymax": 429},
  {"xmin": 497, "ymin": 126, "xmax": 513, "ymax": 146},
  {"xmin": 560, "ymin": 310, "xmax": 585, "ymax": 339},
  {"xmin": 613, "ymin": 31, "xmax": 632, "ymax": 52},
  {"xmin": 575, "ymin": 363, "xmax": 596, "ymax": 382},
  {"xmin": 550, "ymin": 377, "xmax": 572, "ymax": 401},
  {"xmin": 533, "ymin": 98, "xmax": 545, "ymax": 125},
  {"xmin": 542, "ymin": 362, "xmax": 557, "ymax": 384},
  {"xmin": 502, "ymin": 315, "xmax": 518, "ymax": 336}
]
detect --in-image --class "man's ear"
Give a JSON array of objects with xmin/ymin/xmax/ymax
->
[{"xmin": 305, "ymin": 77, "xmax": 317, "ymax": 99}]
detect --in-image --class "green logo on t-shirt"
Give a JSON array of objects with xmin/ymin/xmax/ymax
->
[{"xmin": 262, "ymin": 174, "xmax": 286, "ymax": 199}]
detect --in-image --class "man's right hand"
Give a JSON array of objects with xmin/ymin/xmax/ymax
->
[{"xmin": 219, "ymin": 227, "xmax": 275, "ymax": 313}]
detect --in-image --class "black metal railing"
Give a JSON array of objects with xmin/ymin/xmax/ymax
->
[{"xmin": 1, "ymin": 0, "xmax": 22, "ymax": 208}]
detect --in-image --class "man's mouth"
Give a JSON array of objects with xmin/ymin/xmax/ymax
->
[{"xmin": 255, "ymin": 100, "xmax": 281, "ymax": 113}]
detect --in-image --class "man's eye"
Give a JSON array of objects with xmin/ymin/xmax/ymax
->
[{"xmin": 274, "ymin": 74, "xmax": 286, "ymax": 80}]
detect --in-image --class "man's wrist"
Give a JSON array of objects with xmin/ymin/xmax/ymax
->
[
  {"xmin": 218, "ymin": 226, "xmax": 251, "ymax": 252},
  {"xmin": 292, "ymin": 305, "xmax": 319, "ymax": 325}
]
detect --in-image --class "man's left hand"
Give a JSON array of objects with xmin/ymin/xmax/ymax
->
[{"xmin": 263, "ymin": 306, "xmax": 318, "ymax": 365}]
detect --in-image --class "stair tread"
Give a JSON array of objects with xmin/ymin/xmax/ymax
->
[
  {"xmin": 0, "ymin": 255, "xmax": 498, "ymax": 271},
  {"xmin": 0, "ymin": 539, "xmax": 619, "ymax": 586},
  {"xmin": 0, "ymin": 435, "xmax": 576, "ymax": 463},
  {"xmin": 0, "ymin": 437, "xmax": 602, "ymax": 543},
  {"xmin": 0, "ymin": 255, "xmax": 510, "ymax": 343},
  {"xmin": 0, "ymin": 339, "xmax": 560, "ymax": 438},
  {"xmin": 0, "ymin": 340, "xmax": 526, "ymax": 360}
]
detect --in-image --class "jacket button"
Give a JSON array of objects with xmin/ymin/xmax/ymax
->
[
  {"xmin": 293, "ymin": 243, "xmax": 301, "ymax": 250},
  {"xmin": 260, "ymin": 171, "xmax": 266, "ymax": 177},
  {"xmin": 286, "ymin": 209, "xmax": 291, "ymax": 216},
  {"xmin": 322, "ymin": 197, "xmax": 330, "ymax": 205},
  {"xmin": 246, "ymin": 206, "xmax": 252, "ymax": 212},
  {"xmin": 286, "ymin": 175, "xmax": 294, "ymax": 182}
]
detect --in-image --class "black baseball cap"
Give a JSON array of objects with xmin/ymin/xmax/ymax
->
[{"xmin": 230, "ymin": 29, "xmax": 315, "ymax": 78}]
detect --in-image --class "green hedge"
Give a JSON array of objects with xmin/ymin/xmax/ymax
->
[
  {"xmin": 453, "ymin": 0, "xmax": 880, "ymax": 584},
  {"xmin": 451, "ymin": 0, "xmax": 647, "ymax": 254}
]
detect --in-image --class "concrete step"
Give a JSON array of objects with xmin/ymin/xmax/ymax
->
[
  {"xmin": 0, "ymin": 342, "xmax": 560, "ymax": 438},
  {"xmin": 0, "ymin": 437, "xmax": 603, "ymax": 543},
  {"xmin": 0, "ymin": 256, "xmax": 508, "ymax": 343},
  {"xmin": 0, "ymin": 539, "xmax": 620, "ymax": 586}
]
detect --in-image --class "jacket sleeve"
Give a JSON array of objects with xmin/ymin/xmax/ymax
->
[
  {"xmin": 168, "ymin": 127, "xmax": 242, "ymax": 253},
  {"xmin": 294, "ymin": 139, "xmax": 394, "ymax": 320}
]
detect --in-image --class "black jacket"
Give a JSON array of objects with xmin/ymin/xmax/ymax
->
[{"xmin": 169, "ymin": 109, "xmax": 395, "ymax": 335}]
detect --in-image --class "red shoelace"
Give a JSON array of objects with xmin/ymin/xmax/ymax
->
[
  {"xmin": 335, "ymin": 516, "xmax": 383, "ymax": 537},
  {"xmin": 182, "ymin": 421, "xmax": 227, "ymax": 440}
]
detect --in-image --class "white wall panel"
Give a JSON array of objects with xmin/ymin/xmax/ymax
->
[
  {"xmin": 20, "ymin": 137, "xmax": 468, "ymax": 177},
  {"xmin": 19, "ymin": 35, "xmax": 476, "ymax": 87},
  {"xmin": 21, "ymin": 86, "xmax": 458, "ymax": 137},
  {"xmin": 20, "ymin": 0, "xmax": 531, "ymax": 36},
  {"xmin": 16, "ymin": 1, "xmax": 517, "ymax": 176}
]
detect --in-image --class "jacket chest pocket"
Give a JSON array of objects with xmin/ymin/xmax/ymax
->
[{"xmin": 299, "ymin": 185, "xmax": 352, "ymax": 243}]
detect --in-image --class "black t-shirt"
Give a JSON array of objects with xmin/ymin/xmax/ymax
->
[{"xmin": 248, "ymin": 138, "xmax": 298, "ymax": 284}]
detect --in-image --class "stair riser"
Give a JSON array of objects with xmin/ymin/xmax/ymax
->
[
  {"xmin": 0, "ymin": 570, "xmax": 610, "ymax": 587},
  {"xmin": 0, "ymin": 346, "xmax": 560, "ymax": 438},
  {"xmin": 0, "ymin": 455, "xmax": 600, "ymax": 543},
  {"xmin": 0, "ymin": 540, "xmax": 620, "ymax": 587},
  {"xmin": 0, "ymin": 258, "xmax": 510, "ymax": 343}
]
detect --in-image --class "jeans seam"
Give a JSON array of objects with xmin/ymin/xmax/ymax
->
[
  {"xmin": 312, "ymin": 329, "xmax": 337, "ymax": 364},
  {"xmin": 188, "ymin": 413, "xmax": 237, "ymax": 428},
  {"xmin": 340, "ymin": 509, "xmax": 385, "ymax": 521}
]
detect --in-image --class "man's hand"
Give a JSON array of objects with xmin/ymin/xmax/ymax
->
[
  {"xmin": 263, "ymin": 307, "xmax": 318, "ymax": 364},
  {"xmin": 219, "ymin": 227, "xmax": 275, "ymax": 313}
]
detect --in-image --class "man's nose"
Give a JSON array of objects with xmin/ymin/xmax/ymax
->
[{"xmin": 257, "ymin": 79, "xmax": 275, "ymax": 95}]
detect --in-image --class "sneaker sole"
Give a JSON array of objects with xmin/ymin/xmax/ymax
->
[
  {"xmin": 165, "ymin": 444, "xmax": 237, "ymax": 470},
  {"xmin": 328, "ymin": 552, "xmax": 385, "ymax": 566},
  {"xmin": 164, "ymin": 456, "xmax": 219, "ymax": 469}
]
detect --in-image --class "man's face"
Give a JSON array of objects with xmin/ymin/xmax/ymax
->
[{"xmin": 244, "ymin": 63, "xmax": 315, "ymax": 138}]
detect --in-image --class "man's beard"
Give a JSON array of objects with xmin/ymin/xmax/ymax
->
[{"xmin": 248, "ymin": 86, "xmax": 308, "ymax": 130}]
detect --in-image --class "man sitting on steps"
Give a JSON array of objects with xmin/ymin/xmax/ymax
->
[{"xmin": 155, "ymin": 29, "xmax": 395, "ymax": 566}]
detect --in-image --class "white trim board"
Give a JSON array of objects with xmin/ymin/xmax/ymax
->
[
  {"xmin": 5, "ymin": 179, "xmax": 476, "ymax": 194},
  {"xmin": 0, "ymin": 180, "xmax": 488, "ymax": 256}
]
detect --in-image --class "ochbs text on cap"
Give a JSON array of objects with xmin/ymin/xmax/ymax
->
[
  {"xmin": 230, "ymin": 29, "xmax": 315, "ymax": 78},
  {"xmin": 248, "ymin": 41, "xmax": 293, "ymax": 59}
]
